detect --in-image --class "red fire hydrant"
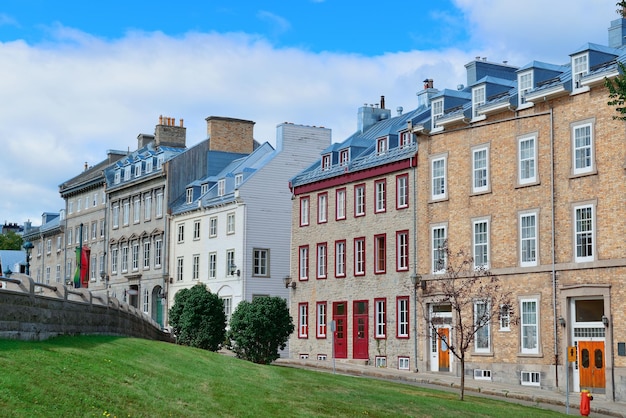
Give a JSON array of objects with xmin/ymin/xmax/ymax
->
[{"xmin": 580, "ymin": 389, "xmax": 593, "ymax": 416}]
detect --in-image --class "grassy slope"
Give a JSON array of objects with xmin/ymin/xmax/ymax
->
[{"xmin": 0, "ymin": 336, "xmax": 564, "ymax": 418}]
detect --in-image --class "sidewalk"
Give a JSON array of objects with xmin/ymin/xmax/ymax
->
[{"xmin": 274, "ymin": 358, "xmax": 626, "ymax": 417}]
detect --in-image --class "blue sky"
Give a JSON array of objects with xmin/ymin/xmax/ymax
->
[{"xmin": 0, "ymin": 0, "xmax": 617, "ymax": 225}]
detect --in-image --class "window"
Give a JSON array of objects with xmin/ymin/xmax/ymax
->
[
  {"xmin": 201, "ymin": 183, "xmax": 208, "ymax": 195},
  {"xmin": 572, "ymin": 122, "xmax": 594, "ymax": 175},
  {"xmin": 222, "ymin": 296, "xmax": 232, "ymax": 323},
  {"xmin": 321, "ymin": 154, "xmax": 331, "ymax": 170},
  {"xmin": 75, "ymin": 227, "xmax": 80, "ymax": 244},
  {"xmin": 123, "ymin": 166, "xmax": 131, "ymax": 181},
  {"xmin": 208, "ymin": 253, "xmax": 217, "ymax": 279},
  {"xmin": 354, "ymin": 237, "xmax": 365, "ymax": 276},
  {"xmin": 518, "ymin": 135, "xmax": 537, "ymax": 184},
  {"xmin": 473, "ymin": 218, "xmax": 489, "ymax": 269},
  {"xmin": 354, "ymin": 184, "xmax": 365, "ymax": 217},
  {"xmin": 145, "ymin": 158, "xmax": 153, "ymax": 173},
  {"xmin": 186, "ymin": 188, "xmax": 193, "ymax": 204},
  {"xmin": 300, "ymin": 197, "xmax": 310, "ymax": 226},
  {"xmin": 217, "ymin": 179, "xmax": 225, "ymax": 196},
  {"xmin": 227, "ymin": 213, "xmax": 235, "ymax": 234},
  {"xmin": 374, "ymin": 234, "xmax": 386, "ymax": 274},
  {"xmin": 317, "ymin": 193, "xmax": 327, "ymax": 223},
  {"xmin": 400, "ymin": 131, "xmax": 413, "ymax": 148},
  {"xmin": 226, "ymin": 250, "xmax": 236, "ymax": 276},
  {"xmin": 177, "ymin": 223, "xmax": 185, "ymax": 243},
  {"xmin": 474, "ymin": 301, "xmax": 490, "ymax": 353},
  {"xmin": 121, "ymin": 245, "xmax": 128, "ymax": 272},
  {"xmin": 472, "ymin": 146, "xmax": 489, "ymax": 193},
  {"xmin": 398, "ymin": 357, "xmax": 410, "ymax": 370},
  {"xmin": 397, "ymin": 297, "xmax": 409, "ymax": 338},
  {"xmin": 46, "ymin": 239, "xmax": 51, "ymax": 254},
  {"xmin": 375, "ymin": 357, "xmax": 387, "ymax": 368},
  {"xmin": 396, "ymin": 174, "xmax": 409, "ymax": 209},
  {"xmin": 396, "ymin": 230, "xmax": 409, "ymax": 271},
  {"xmin": 90, "ymin": 222, "xmax": 97, "ymax": 240},
  {"xmin": 77, "ymin": 198, "xmax": 82, "ymax": 212},
  {"xmin": 143, "ymin": 241, "xmax": 151, "ymax": 269},
  {"xmin": 376, "ymin": 137, "xmax": 387, "ymax": 154},
  {"xmin": 44, "ymin": 266, "xmax": 50, "ymax": 284},
  {"xmin": 176, "ymin": 257, "xmax": 184, "ymax": 281},
  {"xmin": 192, "ymin": 254, "xmax": 200, "ymax": 280},
  {"xmin": 335, "ymin": 240, "xmax": 346, "ymax": 277},
  {"xmin": 299, "ymin": 246, "xmax": 309, "ymax": 280},
  {"xmin": 520, "ymin": 212, "xmax": 538, "ymax": 267},
  {"xmin": 521, "ymin": 371, "xmax": 541, "ymax": 387},
  {"xmin": 572, "ymin": 53, "xmax": 588, "ymax": 89},
  {"xmin": 156, "ymin": 191, "xmax": 164, "ymax": 218},
  {"xmin": 574, "ymin": 204, "xmax": 595, "ymax": 262},
  {"xmin": 253, "ymin": 249, "xmax": 269, "ymax": 276},
  {"xmin": 518, "ymin": 71, "xmax": 533, "ymax": 106},
  {"xmin": 142, "ymin": 288, "xmax": 149, "ymax": 313},
  {"xmin": 375, "ymin": 298, "xmax": 386, "ymax": 339},
  {"xmin": 432, "ymin": 225, "xmax": 447, "ymax": 273},
  {"xmin": 56, "ymin": 236, "xmax": 61, "ymax": 252},
  {"xmin": 100, "ymin": 219, "xmax": 105, "ymax": 237},
  {"xmin": 144, "ymin": 194, "xmax": 152, "ymax": 221},
  {"xmin": 316, "ymin": 302, "xmax": 327, "ymax": 338},
  {"xmin": 431, "ymin": 98, "xmax": 444, "ymax": 124},
  {"xmin": 298, "ymin": 303, "xmax": 308, "ymax": 338},
  {"xmin": 132, "ymin": 242, "xmax": 139, "ymax": 271},
  {"xmin": 111, "ymin": 248, "xmax": 118, "ymax": 274},
  {"xmin": 472, "ymin": 85, "xmax": 486, "ymax": 118},
  {"xmin": 114, "ymin": 171, "xmax": 120, "ymax": 184},
  {"xmin": 316, "ymin": 243, "xmax": 327, "ymax": 279},
  {"xmin": 375, "ymin": 179, "xmax": 386, "ymax": 213},
  {"xmin": 520, "ymin": 298, "xmax": 539, "ymax": 354},
  {"xmin": 155, "ymin": 239, "xmax": 162, "ymax": 267},
  {"xmin": 112, "ymin": 204, "xmax": 119, "ymax": 228},
  {"xmin": 93, "ymin": 192, "xmax": 98, "ymax": 207},
  {"xmin": 67, "ymin": 228, "xmax": 73, "ymax": 246},
  {"xmin": 55, "ymin": 264, "xmax": 61, "ymax": 283},
  {"xmin": 335, "ymin": 188, "xmax": 346, "ymax": 220},
  {"xmin": 431, "ymin": 156, "xmax": 447, "ymax": 200},
  {"xmin": 193, "ymin": 220, "xmax": 201, "ymax": 240},
  {"xmin": 133, "ymin": 197, "xmax": 140, "ymax": 223},
  {"xmin": 157, "ymin": 155, "xmax": 164, "ymax": 169},
  {"xmin": 123, "ymin": 201, "xmax": 130, "ymax": 226},
  {"xmin": 500, "ymin": 304, "xmax": 511, "ymax": 331},
  {"xmin": 235, "ymin": 173, "xmax": 243, "ymax": 187},
  {"xmin": 339, "ymin": 149, "xmax": 349, "ymax": 166},
  {"xmin": 209, "ymin": 217, "xmax": 217, "ymax": 238}
]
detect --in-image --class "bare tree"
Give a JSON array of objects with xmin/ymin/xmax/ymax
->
[{"xmin": 421, "ymin": 245, "xmax": 515, "ymax": 400}]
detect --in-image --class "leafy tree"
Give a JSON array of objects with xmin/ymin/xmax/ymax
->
[
  {"xmin": 605, "ymin": 61, "xmax": 626, "ymax": 120},
  {"xmin": 169, "ymin": 284, "xmax": 226, "ymax": 351},
  {"xmin": 227, "ymin": 296, "xmax": 294, "ymax": 364},
  {"xmin": 421, "ymin": 245, "xmax": 515, "ymax": 401},
  {"xmin": 0, "ymin": 231, "xmax": 23, "ymax": 250}
]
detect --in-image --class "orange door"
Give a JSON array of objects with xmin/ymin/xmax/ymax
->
[
  {"xmin": 438, "ymin": 328, "xmax": 450, "ymax": 372},
  {"xmin": 579, "ymin": 341, "xmax": 605, "ymax": 390}
]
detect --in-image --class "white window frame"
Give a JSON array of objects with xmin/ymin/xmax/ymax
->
[
  {"xmin": 375, "ymin": 299, "xmax": 386, "ymax": 339},
  {"xmin": 217, "ymin": 179, "xmax": 225, "ymax": 196},
  {"xmin": 517, "ymin": 71, "xmax": 533, "ymax": 107},
  {"xmin": 253, "ymin": 248, "xmax": 269, "ymax": 277},
  {"xmin": 226, "ymin": 250, "xmax": 236, "ymax": 276},
  {"xmin": 177, "ymin": 223, "xmax": 185, "ymax": 243},
  {"xmin": 144, "ymin": 194, "xmax": 152, "ymax": 221},
  {"xmin": 474, "ymin": 300, "xmax": 491, "ymax": 353},
  {"xmin": 143, "ymin": 241, "xmax": 151, "ymax": 269},
  {"xmin": 133, "ymin": 197, "xmax": 140, "ymax": 223},
  {"xmin": 354, "ymin": 185, "xmax": 365, "ymax": 216},
  {"xmin": 520, "ymin": 211, "xmax": 538, "ymax": 267},
  {"xmin": 300, "ymin": 197, "xmax": 310, "ymax": 226},
  {"xmin": 520, "ymin": 298, "xmax": 539, "ymax": 354},
  {"xmin": 397, "ymin": 297, "xmax": 409, "ymax": 338},
  {"xmin": 339, "ymin": 149, "xmax": 349, "ymax": 166},
  {"xmin": 186, "ymin": 188, "xmax": 193, "ymax": 204},
  {"xmin": 336, "ymin": 189, "xmax": 346, "ymax": 220},
  {"xmin": 123, "ymin": 201, "xmax": 130, "ymax": 226},
  {"xmin": 472, "ymin": 145, "xmax": 489, "ymax": 194},
  {"xmin": 472, "ymin": 218, "xmax": 490, "ymax": 269},
  {"xmin": 431, "ymin": 155, "xmax": 447, "ymax": 200},
  {"xmin": 335, "ymin": 241, "xmax": 346, "ymax": 277},
  {"xmin": 316, "ymin": 302, "xmax": 327, "ymax": 338},
  {"xmin": 193, "ymin": 220, "xmax": 201, "ymax": 240},
  {"xmin": 235, "ymin": 173, "xmax": 243, "ymax": 188},
  {"xmin": 396, "ymin": 174, "xmax": 408, "ymax": 209},
  {"xmin": 321, "ymin": 154, "xmax": 331, "ymax": 171},
  {"xmin": 354, "ymin": 238, "xmax": 365, "ymax": 276},
  {"xmin": 192, "ymin": 254, "xmax": 200, "ymax": 280},
  {"xmin": 132, "ymin": 242, "xmax": 139, "ymax": 271},
  {"xmin": 155, "ymin": 239, "xmax": 162, "ymax": 267},
  {"xmin": 299, "ymin": 303, "xmax": 308, "ymax": 338},
  {"xmin": 396, "ymin": 231, "xmax": 409, "ymax": 271},
  {"xmin": 156, "ymin": 192, "xmax": 163, "ymax": 218},
  {"xmin": 472, "ymin": 85, "xmax": 486, "ymax": 119},
  {"xmin": 299, "ymin": 246, "xmax": 309, "ymax": 280},
  {"xmin": 572, "ymin": 53, "xmax": 589, "ymax": 90},
  {"xmin": 518, "ymin": 134, "xmax": 537, "ymax": 185},
  {"xmin": 574, "ymin": 203, "xmax": 595, "ymax": 263},
  {"xmin": 572, "ymin": 121, "xmax": 594, "ymax": 175},
  {"xmin": 317, "ymin": 193, "xmax": 327, "ymax": 223},
  {"xmin": 176, "ymin": 257, "xmax": 184, "ymax": 281},
  {"xmin": 375, "ymin": 180, "xmax": 386, "ymax": 213},
  {"xmin": 316, "ymin": 243, "xmax": 327, "ymax": 279},
  {"xmin": 226, "ymin": 212, "xmax": 235, "ymax": 234},
  {"xmin": 209, "ymin": 252, "xmax": 217, "ymax": 279},
  {"xmin": 431, "ymin": 98, "xmax": 444, "ymax": 125},
  {"xmin": 400, "ymin": 131, "xmax": 413, "ymax": 148},
  {"xmin": 499, "ymin": 304, "xmax": 511, "ymax": 331},
  {"xmin": 377, "ymin": 137, "xmax": 388, "ymax": 154},
  {"xmin": 431, "ymin": 224, "xmax": 447, "ymax": 274},
  {"xmin": 209, "ymin": 217, "xmax": 217, "ymax": 238}
]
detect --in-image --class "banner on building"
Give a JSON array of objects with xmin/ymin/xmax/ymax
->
[{"xmin": 73, "ymin": 246, "xmax": 91, "ymax": 288}]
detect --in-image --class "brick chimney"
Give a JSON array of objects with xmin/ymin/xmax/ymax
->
[
  {"xmin": 205, "ymin": 116, "xmax": 255, "ymax": 154},
  {"xmin": 154, "ymin": 115, "xmax": 186, "ymax": 148}
]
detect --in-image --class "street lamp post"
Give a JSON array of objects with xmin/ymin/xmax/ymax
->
[
  {"xmin": 410, "ymin": 273, "xmax": 422, "ymax": 373},
  {"xmin": 23, "ymin": 241, "xmax": 34, "ymax": 276}
]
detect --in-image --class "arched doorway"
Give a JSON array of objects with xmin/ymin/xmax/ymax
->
[{"xmin": 152, "ymin": 285, "xmax": 164, "ymax": 327}]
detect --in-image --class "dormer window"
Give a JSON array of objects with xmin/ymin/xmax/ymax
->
[
  {"xmin": 400, "ymin": 131, "xmax": 413, "ymax": 148},
  {"xmin": 157, "ymin": 155, "xmax": 164, "ymax": 170},
  {"xmin": 134, "ymin": 162, "xmax": 142, "ymax": 177},
  {"xmin": 321, "ymin": 154, "xmax": 331, "ymax": 171},
  {"xmin": 124, "ymin": 166, "xmax": 131, "ymax": 181},
  {"xmin": 201, "ymin": 183, "xmax": 208, "ymax": 195},
  {"xmin": 431, "ymin": 98, "xmax": 443, "ymax": 123},
  {"xmin": 339, "ymin": 150, "xmax": 349, "ymax": 166},
  {"xmin": 217, "ymin": 179, "xmax": 225, "ymax": 196},
  {"xmin": 186, "ymin": 188, "xmax": 193, "ymax": 204},
  {"xmin": 518, "ymin": 71, "xmax": 533, "ymax": 106},
  {"xmin": 472, "ymin": 85, "xmax": 486, "ymax": 118},
  {"xmin": 145, "ymin": 158, "xmax": 153, "ymax": 173},
  {"xmin": 377, "ymin": 137, "xmax": 388, "ymax": 155},
  {"xmin": 114, "ymin": 170, "xmax": 121, "ymax": 184},
  {"xmin": 235, "ymin": 173, "xmax": 243, "ymax": 187},
  {"xmin": 572, "ymin": 53, "xmax": 589, "ymax": 90}
]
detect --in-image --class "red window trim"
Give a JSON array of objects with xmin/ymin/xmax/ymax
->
[
  {"xmin": 374, "ymin": 178, "xmax": 387, "ymax": 214},
  {"xmin": 299, "ymin": 196, "xmax": 310, "ymax": 227},
  {"xmin": 298, "ymin": 302, "xmax": 308, "ymax": 339},
  {"xmin": 317, "ymin": 192, "xmax": 328, "ymax": 224},
  {"xmin": 396, "ymin": 296, "xmax": 410, "ymax": 339},
  {"xmin": 396, "ymin": 173, "xmax": 409, "ymax": 210},
  {"xmin": 316, "ymin": 301, "xmax": 327, "ymax": 339},
  {"xmin": 396, "ymin": 230, "xmax": 409, "ymax": 272},
  {"xmin": 298, "ymin": 245, "xmax": 309, "ymax": 281},
  {"xmin": 334, "ymin": 239, "xmax": 347, "ymax": 278},
  {"xmin": 374, "ymin": 233, "xmax": 386, "ymax": 275},
  {"xmin": 374, "ymin": 297, "xmax": 387, "ymax": 340},
  {"xmin": 354, "ymin": 183, "xmax": 366, "ymax": 218},
  {"xmin": 335, "ymin": 187, "xmax": 347, "ymax": 221},
  {"xmin": 354, "ymin": 236, "xmax": 366, "ymax": 276},
  {"xmin": 316, "ymin": 242, "xmax": 327, "ymax": 279}
]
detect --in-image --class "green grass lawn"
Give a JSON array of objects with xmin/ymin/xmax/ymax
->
[{"xmin": 0, "ymin": 336, "xmax": 564, "ymax": 417}]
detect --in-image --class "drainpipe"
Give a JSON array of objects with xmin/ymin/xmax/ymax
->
[
  {"xmin": 549, "ymin": 106, "xmax": 559, "ymax": 388},
  {"xmin": 412, "ymin": 147, "xmax": 419, "ymax": 373}
]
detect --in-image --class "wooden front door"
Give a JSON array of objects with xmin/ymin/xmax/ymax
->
[
  {"xmin": 353, "ymin": 300, "xmax": 368, "ymax": 359},
  {"xmin": 333, "ymin": 302, "xmax": 347, "ymax": 359},
  {"xmin": 579, "ymin": 341, "xmax": 605, "ymax": 390},
  {"xmin": 438, "ymin": 328, "xmax": 450, "ymax": 372}
]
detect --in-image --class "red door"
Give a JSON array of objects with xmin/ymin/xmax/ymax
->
[
  {"xmin": 353, "ymin": 300, "xmax": 369, "ymax": 359},
  {"xmin": 333, "ymin": 302, "xmax": 347, "ymax": 358}
]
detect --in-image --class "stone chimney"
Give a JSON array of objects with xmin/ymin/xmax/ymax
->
[
  {"xmin": 206, "ymin": 116, "xmax": 255, "ymax": 154},
  {"xmin": 417, "ymin": 78, "xmax": 439, "ymax": 108},
  {"xmin": 154, "ymin": 115, "xmax": 186, "ymax": 148}
]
